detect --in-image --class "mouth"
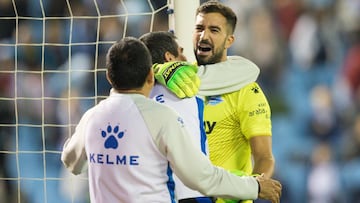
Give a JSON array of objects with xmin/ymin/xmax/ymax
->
[{"xmin": 197, "ymin": 42, "xmax": 212, "ymax": 55}]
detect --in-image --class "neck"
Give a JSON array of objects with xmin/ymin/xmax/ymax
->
[{"xmin": 113, "ymin": 88, "xmax": 149, "ymax": 97}]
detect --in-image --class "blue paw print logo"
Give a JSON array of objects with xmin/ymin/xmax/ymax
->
[{"xmin": 101, "ymin": 124, "xmax": 125, "ymax": 149}]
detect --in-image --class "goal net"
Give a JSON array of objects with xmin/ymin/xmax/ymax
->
[{"xmin": 0, "ymin": 0, "xmax": 198, "ymax": 202}]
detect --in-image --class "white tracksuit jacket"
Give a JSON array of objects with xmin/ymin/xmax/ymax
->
[{"xmin": 61, "ymin": 89, "xmax": 258, "ymax": 203}]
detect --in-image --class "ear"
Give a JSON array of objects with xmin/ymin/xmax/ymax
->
[
  {"xmin": 146, "ymin": 68, "xmax": 155, "ymax": 86},
  {"xmin": 143, "ymin": 68, "xmax": 155, "ymax": 97},
  {"xmin": 106, "ymin": 70, "xmax": 112, "ymax": 86},
  {"xmin": 164, "ymin": 51, "xmax": 175, "ymax": 62},
  {"xmin": 225, "ymin": 34, "xmax": 235, "ymax": 49}
]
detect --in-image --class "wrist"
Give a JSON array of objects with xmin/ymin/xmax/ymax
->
[
  {"xmin": 256, "ymin": 179, "xmax": 261, "ymax": 194},
  {"xmin": 252, "ymin": 174, "xmax": 261, "ymax": 194}
]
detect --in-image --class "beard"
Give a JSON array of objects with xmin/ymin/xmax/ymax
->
[
  {"xmin": 195, "ymin": 50, "xmax": 223, "ymax": 65},
  {"xmin": 194, "ymin": 40, "xmax": 226, "ymax": 65}
]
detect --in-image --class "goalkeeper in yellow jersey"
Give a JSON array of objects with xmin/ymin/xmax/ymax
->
[{"xmin": 154, "ymin": 1, "xmax": 277, "ymax": 203}]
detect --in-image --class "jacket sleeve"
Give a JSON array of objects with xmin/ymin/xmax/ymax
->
[
  {"xmin": 147, "ymin": 106, "xmax": 259, "ymax": 200},
  {"xmin": 61, "ymin": 110, "xmax": 91, "ymax": 175}
]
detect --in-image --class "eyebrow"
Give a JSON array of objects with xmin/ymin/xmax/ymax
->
[
  {"xmin": 209, "ymin": 25, "xmax": 221, "ymax": 30},
  {"xmin": 195, "ymin": 24, "xmax": 222, "ymax": 30}
]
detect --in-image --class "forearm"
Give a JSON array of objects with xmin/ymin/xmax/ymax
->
[
  {"xmin": 252, "ymin": 156, "xmax": 275, "ymax": 178},
  {"xmin": 163, "ymin": 122, "xmax": 259, "ymax": 199},
  {"xmin": 250, "ymin": 136, "xmax": 275, "ymax": 178}
]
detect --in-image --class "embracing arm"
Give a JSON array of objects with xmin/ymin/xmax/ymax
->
[
  {"xmin": 142, "ymin": 101, "xmax": 281, "ymax": 202},
  {"xmin": 147, "ymin": 106, "xmax": 259, "ymax": 200},
  {"xmin": 164, "ymin": 117, "xmax": 282, "ymax": 202},
  {"xmin": 164, "ymin": 120, "xmax": 260, "ymax": 200}
]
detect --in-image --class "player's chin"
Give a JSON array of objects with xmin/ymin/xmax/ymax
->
[{"xmin": 195, "ymin": 55, "xmax": 211, "ymax": 66}]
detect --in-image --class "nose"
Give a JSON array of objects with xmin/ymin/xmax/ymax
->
[{"xmin": 199, "ymin": 30, "xmax": 208, "ymax": 41}]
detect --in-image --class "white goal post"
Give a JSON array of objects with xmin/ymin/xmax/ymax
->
[
  {"xmin": 168, "ymin": 0, "xmax": 199, "ymax": 62},
  {"xmin": 0, "ymin": 0, "xmax": 199, "ymax": 203}
]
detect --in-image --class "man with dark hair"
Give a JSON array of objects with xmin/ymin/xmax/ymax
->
[
  {"xmin": 194, "ymin": 0, "xmax": 275, "ymax": 183},
  {"xmin": 140, "ymin": 31, "xmax": 186, "ymax": 63},
  {"xmin": 140, "ymin": 31, "xmax": 211, "ymax": 202},
  {"xmin": 61, "ymin": 36, "xmax": 282, "ymax": 203}
]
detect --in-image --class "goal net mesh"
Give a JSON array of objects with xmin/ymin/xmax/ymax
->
[{"xmin": 0, "ymin": 0, "xmax": 173, "ymax": 202}]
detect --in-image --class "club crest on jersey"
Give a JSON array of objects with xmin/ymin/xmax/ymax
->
[
  {"xmin": 206, "ymin": 95, "xmax": 223, "ymax": 105},
  {"xmin": 101, "ymin": 124, "xmax": 124, "ymax": 149},
  {"xmin": 251, "ymin": 85, "xmax": 260, "ymax": 93}
]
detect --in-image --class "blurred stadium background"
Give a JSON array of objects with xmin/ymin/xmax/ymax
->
[{"xmin": 0, "ymin": 0, "xmax": 360, "ymax": 203}]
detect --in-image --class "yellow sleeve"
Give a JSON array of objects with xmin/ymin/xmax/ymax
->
[{"xmin": 239, "ymin": 82, "xmax": 272, "ymax": 139}]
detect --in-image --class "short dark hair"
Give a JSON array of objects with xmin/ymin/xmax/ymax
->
[
  {"xmin": 139, "ymin": 31, "xmax": 179, "ymax": 64},
  {"xmin": 106, "ymin": 37, "xmax": 152, "ymax": 90},
  {"xmin": 196, "ymin": 1, "xmax": 237, "ymax": 34}
]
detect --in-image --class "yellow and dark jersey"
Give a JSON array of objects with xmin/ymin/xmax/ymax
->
[{"xmin": 203, "ymin": 82, "xmax": 272, "ymax": 174}]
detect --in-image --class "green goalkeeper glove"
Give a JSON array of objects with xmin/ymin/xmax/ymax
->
[{"xmin": 153, "ymin": 61, "xmax": 200, "ymax": 98}]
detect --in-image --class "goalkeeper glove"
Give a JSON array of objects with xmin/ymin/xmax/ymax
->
[{"xmin": 153, "ymin": 61, "xmax": 200, "ymax": 98}]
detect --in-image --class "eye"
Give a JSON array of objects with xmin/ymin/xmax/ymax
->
[
  {"xmin": 210, "ymin": 28, "xmax": 220, "ymax": 33},
  {"xmin": 195, "ymin": 26, "xmax": 203, "ymax": 32}
]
